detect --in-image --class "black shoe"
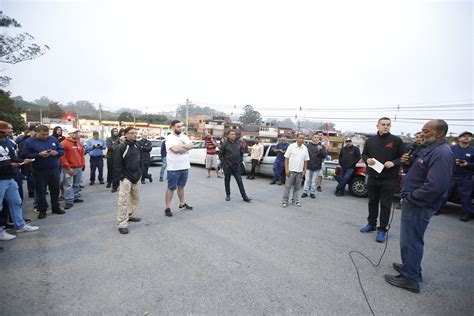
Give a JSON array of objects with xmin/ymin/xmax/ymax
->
[
  {"xmin": 28, "ymin": 192, "xmax": 35, "ymax": 198},
  {"xmin": 99, "ymin": 181, "xmax": 105, "ymax": 184},
  {"xmin": 269, "ymin": 180, "xmax": 276, "ymax": 185},
  {"xmin": 106, "ymin": 183, "xmax": 111, "ymax": 188},
  {"xmin": 89, "ymin": 182, "xmax": 94, "ymax": 185},
  {"xmin": 64, "ymin": 204, "xmax": 73, "ymax": 210},
  {"xmin": 3, "ymin": 222, "xmax": 14, "ymax": 229},
  {"xmin": 460, "ymin": 214, "xmax": 472, "ymax": 222},
  {"xmin": 165, "ymin": 208, "xmax": 173, "ymax": 217},
  {"xmin": 248, "ymin": 176, "xmax": 255, "ymax": 180},
  {"xmin": 301, "ymin": 193, "xmax": 308, "ymax": 198},
  {"xmin": 141, "ymin": 180, "xmax": 146, "ymax": 184},
  {"xmin": 242, "ymin": 196, "xmax": 252, "ymax": 203},
  {"xmin": 38, "ymin": 212, "xmax": 47, "ymax": 219},
  {"xmin": 225, "ymin": 195, "xmax": 230, "ymax": 201},
  {"xmin": 149, "ymin": 175, "xmax": 153, "ymax": 183},
  {"xmin": 384, "ymin": 274, "xmax": 420, "ymax": 293},
  {"xmin": 52, "ymin": 208, "xmax": 66, "ymax": 215},
  {"xmin": 128, "ymin": 217, "xmax": 141, "ymax": 222},
  {"xmin": 111, "ymin": 188, "xmax": 118, "ymax": 193},
  {"xmin": 79, "ymin": 185, "xmax": 84, "ymax": 189},
  {"xmin": 393, "ymin": 262, "xmax": 402, "ymax": 274},
  {"xmin": 310, "ymin": 193, "xmax": 315, "ymax": 199},
  {"xmin": 73, "ymin": 198, "xmax": 83, "ymax": 203},
  {"xmin": 317, "ymin": 186, "xmax": 322, "ymax": 192},
  {"xmin": 179, "ymin": 203, "xmax": 193, "ymax": 210},
  {"xmin": 159, "ymin": 177, "xmax": 163, "ymax": 182},
  {"xmin": 119, "ymin": 227, "xmax": 129, "ymax": 234}
]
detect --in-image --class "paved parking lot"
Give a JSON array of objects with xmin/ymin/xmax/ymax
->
[{"xmin": 1, "ymin": 163, "xmax": 473, "ymax": 315}]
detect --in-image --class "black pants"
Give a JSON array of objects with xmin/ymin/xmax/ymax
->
[
  {"xmin": 106, "ymin": 157, "xmax": 119, "ymax": 189},
  {"xmin": 367, "ymin": 177, "xmax": 397, "ymax": 231},
  {"xmin": 248, "ymin": 159, "xmax": 259, "ymax": 177},
  {"xmin": 224, "ymin": 164, "xmax": 247, "ymax": 197},
  {"xmin": 142, "ymin": 162, "xmax": 150, "ymax": 179},
  {"xmin": 34, "ymin": 169, "xmax": 60, "ymax": 212},
  {"xmin": 90, "ymin": 156, "xmax": 104, "ymax": 182},
  {"xmin": 26, "ymin": 173, "xmax": 35, "ymax": 195}
]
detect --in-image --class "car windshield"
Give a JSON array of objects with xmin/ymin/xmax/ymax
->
[{"xmin": 151, "ymin": 141, "xmax": 162, "ymax": 147}]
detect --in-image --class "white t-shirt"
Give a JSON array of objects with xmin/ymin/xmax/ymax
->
[
  {"xmin": 284, "ymin": 143, "xmax": 310, "ymax": 172},
  {"xmin": 166, "ymin": 133, "xmax": 192, "ymax": 171}
]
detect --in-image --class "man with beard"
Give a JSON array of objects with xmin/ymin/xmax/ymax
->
[
  {"xmin": 385, "ymin": 120, "xmax": 454, "ymax": 293},
  {"xmin": 106, "ymin": 128, "xmax": 119, "ymax": 189},
  {"xmin": 164, "ymin": 120, "xmax": 195, "ymax": 217}
]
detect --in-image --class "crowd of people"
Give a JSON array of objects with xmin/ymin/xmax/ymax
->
[{"xmin": 0, "ymin": 117, "xmax": 472, "ymax": 294}]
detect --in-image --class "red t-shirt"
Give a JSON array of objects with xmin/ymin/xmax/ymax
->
[{"xmin": 206, "ymin": 139, "xmax": 217, "ymax": 155}]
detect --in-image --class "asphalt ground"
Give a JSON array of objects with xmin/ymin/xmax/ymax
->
[{"xmin": 1, "ymin": 161, "xmax": 473, "ymax": 315}]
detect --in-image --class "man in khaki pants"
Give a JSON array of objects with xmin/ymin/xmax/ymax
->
[{"xmin": 114, "ymin": 127, "xmax": 142, "ymax": 234}]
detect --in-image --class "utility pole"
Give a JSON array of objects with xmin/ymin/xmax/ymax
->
[
  {"xmin": 185, "ymin": 98, "xmax": 189, "ymax": 134},
  {"xmin": 99, "ymin": 103, "xmax": 103, "ymax": 138},
  {"xmin": 39, "ymin": 108, "xmax": 43, "ymax": 125}
]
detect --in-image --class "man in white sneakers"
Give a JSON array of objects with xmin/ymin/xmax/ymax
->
[
  {"xmin": 0, "ymin": 121, "xmax": 38, "ymax": 241},
  {"xmin": 282, "ymin": 133, "xmax": 309, "ymax": 208}
]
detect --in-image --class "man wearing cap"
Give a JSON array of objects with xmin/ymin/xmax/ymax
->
[
  {"xmin": 21, "ymin": 125, "xmax": 65, "ymax": 219},
  {"xmin": 435, "ymin": 131, "xmax": 473, "ymax": 221},
  {"xmin": 0, "ymin": 121, "xmax": 39, "ymax": 240},
  {"xmin": 60, "ymin": 128, "xmax": 85, "ymax": 209},
  {"xmin": 85, "ymin": 131, "xmax": 106, "ymax": 185},
  {"xmin": 336, "ymin": 137, "xmax": 361, "ymax": 196}
]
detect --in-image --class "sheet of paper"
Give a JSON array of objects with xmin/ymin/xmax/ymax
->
[{"xmin": 368, "ymin": 158, "xmax": 384, "ymax": 174}]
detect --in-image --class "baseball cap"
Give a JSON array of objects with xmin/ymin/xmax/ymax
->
[
  {"xmin": 67, "ymin": 128, "xmax": 80, "ymax": 134},
  {"xmin": 459, "ymin": 131, "xmax": 472, "ymax": 138},
  {"xmin": 345, "ymin": 138, "xmax": 352, "ymax": 142},
  {"xmin": 0, "ymin": 121, "xmax": 11, "ymax": 133}
]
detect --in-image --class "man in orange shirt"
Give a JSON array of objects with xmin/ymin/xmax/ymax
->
[{"xmin": 60, "ymin": 128, "xmax": 85, "ymax": 209}]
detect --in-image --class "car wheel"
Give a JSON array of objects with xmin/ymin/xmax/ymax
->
[{"xmin": 349, "ymin": 176, "xmax": 368, "ymax": 198}]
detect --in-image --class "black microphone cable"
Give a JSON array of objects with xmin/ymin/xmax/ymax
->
[{"xmin": 348, "ymin": 200, "xmax": 398, "ymax": 316}]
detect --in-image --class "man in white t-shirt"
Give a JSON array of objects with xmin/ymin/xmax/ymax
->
[
  {"xmin": 282, "ymin": 132, "xmax": 309, "ymax": 208},
  {"xmin": 164, "ymin": 120, "xmax": 194, "ymax": 217}
]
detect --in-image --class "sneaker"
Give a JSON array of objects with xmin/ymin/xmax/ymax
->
[
  {"xmin": 99, "ymin": 181, "xmax": 105, "ymax": 184},
  {"xmin": 225, "ymin": 195, "xmax": 231, "ymax": 201},
  {"xmin": 0, "ymin": 231, "xmax": 16, "ymax": 241},
  {"xmin": 52, "ymin": 208, "xmax": 66, "ymax": 215},
  {"xmin": 159, "ymin": 177, "xmax": 163, "ymax": 182},
  {"xmin": 89, "ymin": 182, "xmax": 95, "ymax": 185},
  {"xmin": 376, "ymin": 230, "xmax": 386, "ymax": 243},
  {"xmin": 179, "ymin": 203, "xmax": 193, "ymax": 210},
  {"xmin": 73, "ymin": 198, "xmax": 83, "ymax": 203},
  {"xmin": 128, "ymin": 217, "xmax": 141, "ymax": 222},
  {"xmin": 360, "ymin": 224, "xmax": 376, "ymax": 233},
  {"xmin": 118, "ymin": 227, "xmax": 129, "ymax": 234},
  {"xmin": 38, "ymin": 212, "xmax": 47, "ymax": 220},
  {"xmin": 310, "ymin": 193, "xmax": 315, "ymax": 199},
  {"xmin": 106, "ymin": 183, "xmax": 111, "ymax": 188},
  {"xmin": 16, "ymin": 224, "xmax": 39, "ymax": 233},
  {"xmin": 281, "ymin": 202, "xmax": 288, "ymax": 208},
  {"xmin": 165, "ymin": 208, "xmax": 173, "ymax": 217},
  {"xmin": 301, "ymin": 193, "xmax": 308, "ymax": 198},
  {"xmin": 64, "ymin": 204, "xmax": 73, "ymax": 210},
  {"xmin": 293, "ymin": 201, "xmax": 302, "ymax": 207},
  {"xmin": 317, "ymin": 186, "xmax": 322, "ymax": 192}
]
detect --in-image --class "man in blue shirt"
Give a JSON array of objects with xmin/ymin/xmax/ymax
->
[
  {"xmin": 269, "ymin": 137, "xmax": 289, "ymax": 185},
  {"xmin": 435, "ymin": 131, "xmax": 473, "ymax": 221},
  {"xmin": 86, "ymin": 131, "xmax": 106, "ymax": 185},
  {"xmin": 385, "ymin": 119, "xmax": 454, "ymax": 293}
]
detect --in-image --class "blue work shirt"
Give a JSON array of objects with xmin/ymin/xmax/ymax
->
[
  {"xmin": 450, "ymin": 144, "xmax": 474, "ymax": 178},
  {"xmin": 275, "ymin": 143, "xmax": 289, "ymax": 162},
  {"xmin": 400, "ymin": 139, "xmax": 454, "ymax": 210},
  {"xmin": 85, "ymin": 138, "xmax": 106, "ymax": 157},
  {"xmin": 20, "ymin": 136, "xmax": 64, "ymax": 171}
]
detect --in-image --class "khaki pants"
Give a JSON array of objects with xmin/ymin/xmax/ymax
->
[{"xmin": 117, "ymin": 178, "xmax": 141, "ymax": 228}]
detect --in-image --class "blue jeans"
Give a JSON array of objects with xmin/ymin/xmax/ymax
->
[
  {"xmin": 0, "ymin": 179, "xmax": 26, "ymax": 229},
  {"xmin": 90, "ymin": 156, "xmax": 104, "ymax": 182},
  {"xmin": 273, "ymin": 159, "xmax": 285, "ymax": 182},
  {"xmin": 399, "ymin": 199, "xmax": 435, "ymax": 284},
  {"xmin": 63, "ymin": 167, "xmax": 82, "ymax": 204},
  {"xmin": 160, "ymin": 156, "xmax": 167, "ymax": 179},
  {"xmin": 303, "ymin": 169, "xmax": 320, "ymax": 194},
  {"xmin": 438, "ymin": 176, "xmax": 473, "ymax": 215},
  {"xmin": 335, "ymin": 168, "xmax": 354, "ymax": 194}
]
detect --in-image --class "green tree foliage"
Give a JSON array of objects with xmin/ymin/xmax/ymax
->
[
  {"xmin": 0, "ymin": 90, "xmax": 26, "ymax": 133},
  {"xmin": 0, "ymin": 13, "xmax": 49, "ymax": 88},
  {"xmin": 117, "ymin": 111, "xmax": 134, "ymax": 123},
  {"xmin": 239, "ymin": 105, "xmax": 262, "ymax": 124},
  {"xmin": 64, "ymin": 100, "xmax": 99, "ymax": 118},
  {"xmin": 175, "ymin": 104, "xmax": 223, "ymax": 119},
  {"xmin": 47, "ymin": 102, "xmax": 65, "ymax": 119},
  {"xmin": 140, "ymin": 113, "xmax": 168, "ymax": 124}
]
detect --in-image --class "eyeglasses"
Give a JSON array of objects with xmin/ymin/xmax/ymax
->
[{"xmin": 126, "ymin": 132, "xmax": 137, "ymax": 135}]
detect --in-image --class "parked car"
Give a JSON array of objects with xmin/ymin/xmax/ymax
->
[
  {"xmin": 243, "ymin": 143, "xmax": 278, "ymax": 177},
  {"xmin": 149, "ymin": 140, "xmax": 163, "ymax": 165}
]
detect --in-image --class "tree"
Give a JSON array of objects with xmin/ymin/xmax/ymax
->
[
  {"xmin": 140, "ymin": 113, "xmax": 168, "ymax": 124},
  {"xmin": 175, "ymin": 104, "xmax": 224, "ymax": 119},
  {"xmin": 34, "ymin": 96, "xmax": 53, "ymax": 106},
  {"xmin": 277, "ymin": 118, "xmax": 296, "ymax": 129},
  {"xmin": 239, "ymin": 105, "xmax": 262, "ymax": 124},
  {"xmin": 0, "ymin": 13, "xmax": 50, "ymax": 88},
  {"xmin": 47, "ymin": 102, "xmax": 65, "ymax": 119},
  {"xmin": 117, "ymin": 111, "xmax": 134, "ymax": 123},
  {"xmin": 64, "ymin": 100, "xmax": 98, "ymax": 117},
  {"xmin": 0, "ymin": 90, "xmax": 26, "ymax": 133}
]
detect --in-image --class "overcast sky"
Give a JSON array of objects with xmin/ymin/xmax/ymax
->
[{"xmin": 2, "ymin": 0, "xmax": 473, "ymax": 135}]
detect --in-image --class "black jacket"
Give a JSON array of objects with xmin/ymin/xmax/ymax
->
[
  {"xmin": 137, "ymin": 139, "xmax": 153, "ymax": 163},
  {"xmin": 338, "ymin": 145, "xmax": 361, "ymax": 169},
  {"xmin": 106, "ymin": 130, "xmax": 119, "ymax": 159},
  {"xmin": 0, "ymin": 139, "xmax": 22, "ymax": 180},
  {"xmin": 114, "ymin": 140, "xmax": 142, "ymax": 183},
  {"xmin": 306, "ymin": 142, "xmax": 327, "ymax": 171},
  {"xmin": 362, "ymin": 132, "xmax": 405, "ymax": 179},
  {"xmin": 219, "ymin": 139, "xmax": 245, "ymax": 167}
]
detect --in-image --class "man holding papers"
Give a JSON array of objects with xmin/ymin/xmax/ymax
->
[{"xmin": 360, "ymin": 117, "xmax": 405, "ymax": 243}]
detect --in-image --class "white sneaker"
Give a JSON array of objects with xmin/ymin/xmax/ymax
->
[
  {"xmin": 16, "ymin": 224, "xmax": 39, "ymax": 233},
  {"xmin": 0, "ymin": 231, "xmax": 16, "ymax": 241}
]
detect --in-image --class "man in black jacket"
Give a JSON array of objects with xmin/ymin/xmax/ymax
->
[
  {"xmin": 114, "ymin": 127, "xmax": 142, "ymax": 234},
  {"xmin": 301, "ymin": 133, "xmax": 327, "ymax": 198},
  {"xmin": 360, "ymin": 117, "xmax": 405, "ymax": 243},
  {"xmin": 335, "ymin": 138, "xmax": 361, "ymax": 196},
  {"xmin": 218, "ymin": 130, "xmax": 251, "ymax": 202},
  {"xmin": 137, "ymin": 137, "xmax": 153, "ymax": 184},
  {"xmin": 105, "ymin": 128, "xmax": 119, "ymax": 189}
]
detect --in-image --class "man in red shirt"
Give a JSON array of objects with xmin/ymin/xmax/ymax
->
[
  {"xmin": 60, "ymin": 128, "xmax": 85, "ymax": 209},
  {"xmin": 205, "ymin": 135, "xmax": 221, "ymax": 178}
]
